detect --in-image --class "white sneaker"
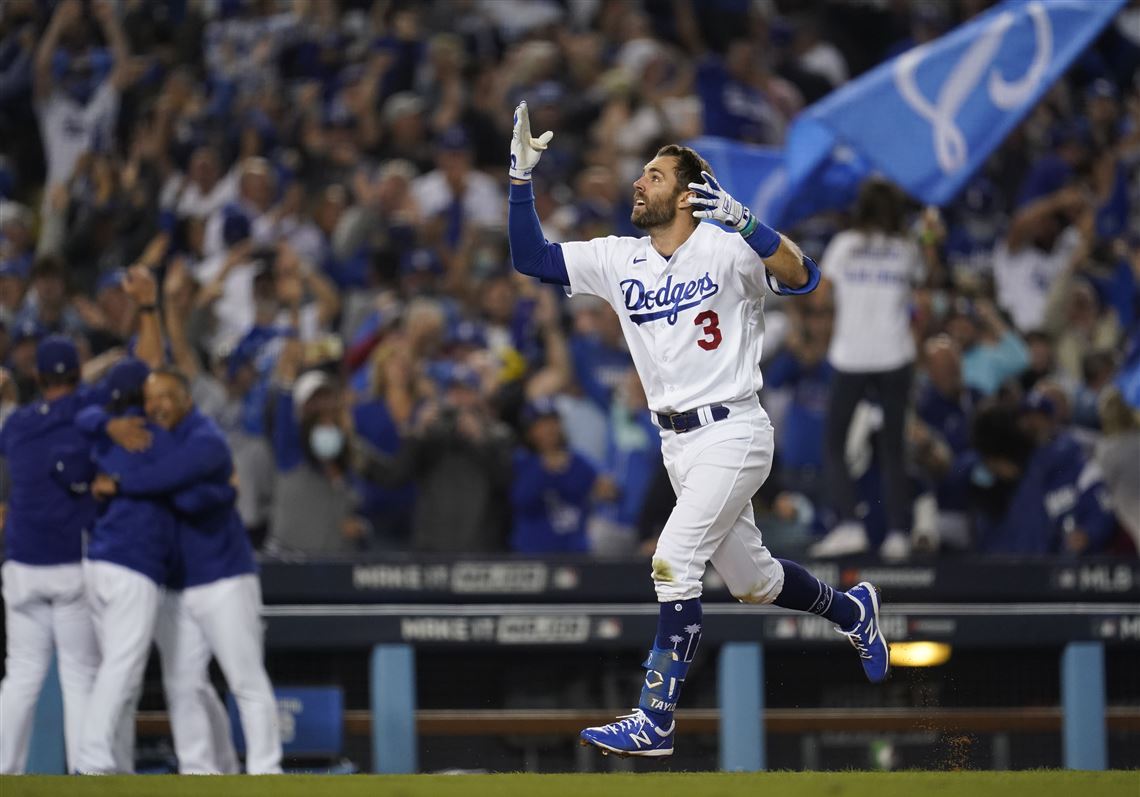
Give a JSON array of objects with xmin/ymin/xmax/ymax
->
[
  {"xmin": 880, "ymin": 531, "xmax": 911, "ymax": 562},
  {"xmin": 809, "ymin": 522, "xmax": 869, "ymax": 557}
]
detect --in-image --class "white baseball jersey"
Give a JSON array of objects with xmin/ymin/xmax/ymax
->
[
  {"xmin": 562, "ymin": 223, "xmax": 769, "ymax": 414},
  {"xmin": 820, "ymin": 230, "xmax": 921, "ymax": 373},
  {"xmin": 36, "ymin": 82, "xmax": 120, "ymax": 192}
]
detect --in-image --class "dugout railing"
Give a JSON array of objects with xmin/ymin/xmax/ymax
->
[{"xmin": 10, "ymin": 555, "xmax": 1140, "ymax": 773}]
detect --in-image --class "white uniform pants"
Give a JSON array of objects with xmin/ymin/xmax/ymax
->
[
  {"xmin": 653, "ymin": 401, "xmax": 785, "ymax": 604},
  {"xmin": 154, "ymin": 591, "xmax": 240, "ymax": 774},
  {"xmin": 76, "ymin": 560, "xmax": 161, "ymax": 774},
  {"xmin": 0, "ymin": 561, "xmax": 98, "ymax": 774},
  {"xmin": 160, "ymin": 574, "xmax": 281, "ymax": 774}
]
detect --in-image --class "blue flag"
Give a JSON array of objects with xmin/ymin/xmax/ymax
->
[
  {"xmin": 688, "ymin": 137, "xmax": 866, "ymax": 228},
  {"xmin": 785, "ymin": 0, "xmax": 1127, "ymax": 208},
  {"xmin": 685, "ymin": 137, "xmax": 785, "ymax": 221}
]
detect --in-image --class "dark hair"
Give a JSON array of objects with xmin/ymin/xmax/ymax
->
[
  {"xmin": 655, "ymin": 144, "xmax": 712, "ymax": 199},
  {"xmin": 972, "ymin": 404, "xmax": 1035, "ymax": 467},
  {"xmin": 1082, "ymin": 348, "xmax": 1117, "ymax": 384},
  {"xmin": 853, "ymin": 177, "xmax": 908, "ymax": 236},
  {"xmin": 31, "ymin": 255, "xmax": 67, "ymax": 283},
  {"xmin": 149, "ymin": 366, "xmax": 192, "ymax": 394}
]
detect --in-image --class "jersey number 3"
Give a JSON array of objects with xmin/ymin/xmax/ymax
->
[{"xmin": 694, "ymin": 310, "xmax": 722, "ymax": 351}]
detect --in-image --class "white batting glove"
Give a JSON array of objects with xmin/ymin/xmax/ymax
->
[
  {"xmin": 509, "ymin": 100, "xmax": 553, "ymax": 181},
  {"xmin": 688, "ymin": 170, "xmax": 752, "ymax": 232}
]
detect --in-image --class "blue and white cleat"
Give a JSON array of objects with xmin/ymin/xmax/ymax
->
[
  {"xmin": 841, "ymin": 581, "xmax": 890, "ymax": 683},
  {"xmin": 579, "ymin": 709, "xmax": 675, "ymax": 758}
]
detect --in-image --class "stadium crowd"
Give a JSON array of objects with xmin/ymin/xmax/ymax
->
[{"xmin": 1, "ymin": 0, "xmax": 1138, "ymax": 561}]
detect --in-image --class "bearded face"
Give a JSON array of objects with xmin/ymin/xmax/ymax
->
[{"xmin": 631, "ymin": 185, "xmax": 681, "ymax": 230}]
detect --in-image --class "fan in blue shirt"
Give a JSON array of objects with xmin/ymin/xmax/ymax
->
[{"xmin": 510, "ymin": 399, "xmax": 614, "ymax": 554}]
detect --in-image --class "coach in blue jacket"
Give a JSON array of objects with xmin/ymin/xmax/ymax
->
[
  {"xmin": 74, "ymin": 358, "xmax": 237, "ymax": 773},
  {"xmin": 92, "ymin": 366, "xmax": 282, "ymax": 774}
]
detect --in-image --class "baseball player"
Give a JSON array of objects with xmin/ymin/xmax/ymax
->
[
  {"xmin": 72, "ymin": 358, "xmax": 238, "ymax": 774},
  {"xmin": 507, "ymin": 102, "xmax": 889, "ymax": 758},
  {"xmin": 0, "ymin": 337, "xmax": 107, "ymax": 773},
  {"xmin": 93, "ymin": 368, "xmax": 282, "ymax": 774}
]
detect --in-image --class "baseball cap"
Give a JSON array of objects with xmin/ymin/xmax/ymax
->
[
  {"xmin": 400, "ymin": 247, "xmax": 443, "ymax": 276},
  {"xmin": 531, "ymin": 81, "xmax": 564, "ymax": 107},
  {"xmin": 437, "ymin": 126, "xmax": 470, "ymax": 152},
  {"xmin": 1085, "ymin": 78, "xmax": 1118, "ymax": 100},
  {"xmin": 96, "ymin": 269, "xmax": 126, "ymax": 294},
  {"xmin": 293, "ymin": 369, "xmax": 332, "ymax": 417},
  {"xmin": 447, "ymin": 319, "xmax": 487, "ymax": 349},
  {"xmin": 381, "ymin": 92, "xmax": 425, "ymax": 125},
  {"xmin": 1022, "ymin": 390, "xmax": 1056, "ymax": 418},
  {"xmin": 105, "ymin": 356, "xmax": 151, "ymax": 402},
  {"xmin": 427, "ymin": 361, "xmax": 481, "ymax": 391},
  {"xmin": 35, "ymin": 334, "xmax": 79, "ymax": 376},
  {"xmin": 13, "ymin": 318, "xmax": 45, "ymax": 345},
  {"xmin": 521, "ymin": 397, "xmax": 560, "ymax": 427}
]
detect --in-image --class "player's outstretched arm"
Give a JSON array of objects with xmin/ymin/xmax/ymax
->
[
  {"xmin": 688, "ymin": 171, "xmax": 820, "ymax": 295},
  {"xmin": 507, "ymin": 101, "xmax": 570, "ymax": 287}
]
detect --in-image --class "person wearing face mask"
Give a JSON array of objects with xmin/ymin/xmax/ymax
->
[{"xmin": 264, "ymin": 340, "xmax": 385, "ymax": 555}]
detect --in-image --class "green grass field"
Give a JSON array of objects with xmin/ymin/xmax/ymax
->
[{"xmin": 1, "ymin": 771, "xmax": 1136, "ymax": 797}]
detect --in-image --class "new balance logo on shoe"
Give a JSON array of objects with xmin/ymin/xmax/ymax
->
[{"xmin": 841, "ymin": 582, "xmax": 890, "ymax": 684}]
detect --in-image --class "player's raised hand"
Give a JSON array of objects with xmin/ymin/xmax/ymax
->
[
  {"xmin": 688, "ymin": 170, "xmax": 751, "ymax": 232},
  {"xmin": 509, "ymin": 100, "xmax": 553, "ymax": 181}
]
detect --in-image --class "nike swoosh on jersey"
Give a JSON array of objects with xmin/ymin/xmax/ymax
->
[{"xmin": 633, "ymin": 257, "xmax": 647, "ymax": 263}]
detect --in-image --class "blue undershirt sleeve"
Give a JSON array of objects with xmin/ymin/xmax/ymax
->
[
  {"xmin": 508, "ymin": 182, "xmax": 570, "ymax": 286},
  {"xmin": 763, "ymin": 254, "xmax": 821, "ymax": 296}
]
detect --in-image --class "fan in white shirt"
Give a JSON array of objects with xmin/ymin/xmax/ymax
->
[
  {"xmin": 811, "ymin": 179, "xmax": 942, "ymax": 561},
  {"xmin": 33, "ymin": 0, "xmax": 138, "ymax": 202}
]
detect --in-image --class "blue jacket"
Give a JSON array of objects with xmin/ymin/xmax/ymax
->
[
  {"xmin": 113, "ymin": 409, "xmax": 256, "ymax": 588},
  {"xmin": 510, "ymin": 449, "xmax": 596, "ymax": 554},
  {"xmin": 962, "ymin": 434, "xmax": 1115, "ymax": 555},
  {"xmin": 0, "ymin": 388, "xmax": 105, "ymax": 565},
  {"xmin": 353, "ymin": 398, "xmax": 415, "ymax": 521},
  {"xmin": 79, "ymin": 408, "xmax": 237, "ymax": 585}
]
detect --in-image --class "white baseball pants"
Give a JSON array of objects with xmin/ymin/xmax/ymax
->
[
  {"xmin": 76, "ymin": 560, "xmax": 161, "ymax": 774},
  {"xmin": 154, "ymin": 591, "xmax": 240, "ymax": 774},
  {"xmin": 0, "ymin": 561, "xmax": 99, "ymax": 774},
  {"xmin": 652, "ymin": 399, "xmax": 785, "ymax": 604},
  {"xmin": 161, "ymin": 574, "xmax": 282, "ymax": 774}
]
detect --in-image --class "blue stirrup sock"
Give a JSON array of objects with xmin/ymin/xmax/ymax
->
[
  {"xmin": 773, "ymin": 558, "xmax": 859, "ymax": 627},
  {"xmin": 640, "ymin": 598, "xmax": 703, "ymax": 726}
]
